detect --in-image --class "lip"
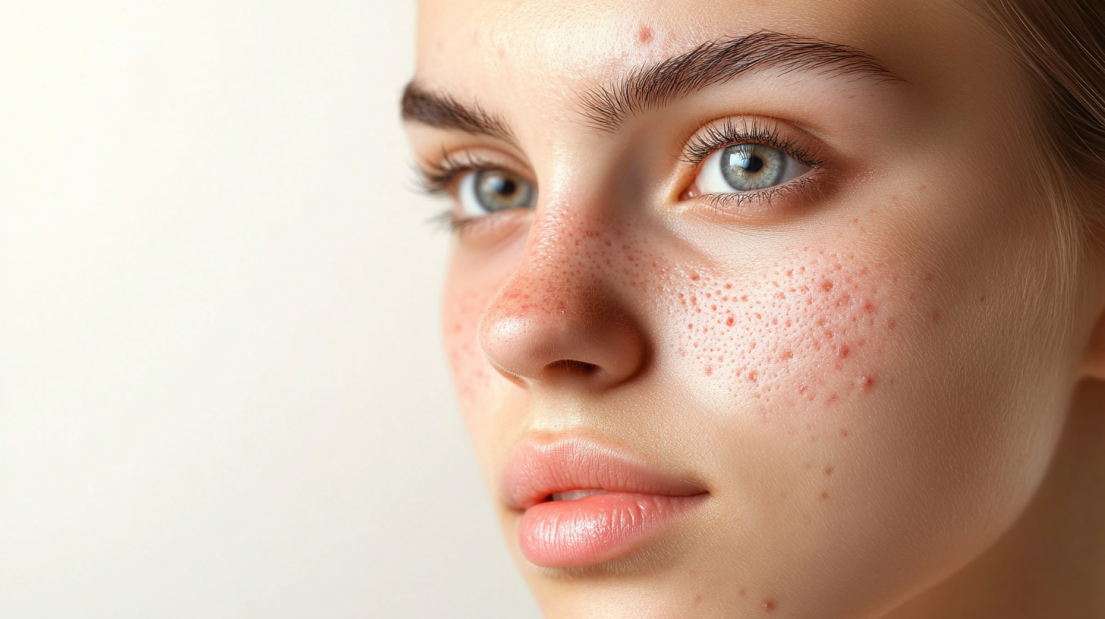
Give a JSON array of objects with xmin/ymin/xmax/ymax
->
[{"xmin": 500, "ymin": 438, "xmax": 708, "ymax": 568}]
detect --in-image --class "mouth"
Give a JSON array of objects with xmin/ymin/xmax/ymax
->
[{"xmin": 500, "ymin": 439, "xmax": 708, "ymax": 569}]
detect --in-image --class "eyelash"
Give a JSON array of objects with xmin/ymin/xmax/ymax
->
[
  {"xmin": 416, "ymin": 151, "xmax": 500, "ymax": 233},
  {"xmin": 681, "ymin": 119, "xmax": 823, "ymax": 212},
  {"xmin": 418, "ymin": 119, "xmax": 823, "ymax": 232}
]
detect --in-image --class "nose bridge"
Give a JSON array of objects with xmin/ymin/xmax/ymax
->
[{"xmin": 476, "ymin": 202, "xmax": 646, "ymax": 389}]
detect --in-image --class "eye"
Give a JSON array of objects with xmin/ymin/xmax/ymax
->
[
  {"xmin": 458, "ymin": 168, "xmax": 537, "ymax": 216},
  {"xmin": 692, "ymin": 143, "xmax": 811, "ymax": 195}
]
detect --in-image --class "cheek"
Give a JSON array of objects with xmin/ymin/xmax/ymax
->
[
  {"xmin": 665, "ymin": 246, "xmax": 928, "ymax": 410},
  {"xmin": 442, "ymin": 267, "xmax": 500, "ymax": 417}
]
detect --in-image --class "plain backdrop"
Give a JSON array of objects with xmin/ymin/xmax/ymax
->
[{"xmin": 0, "ymin": 2, "xmax": 540, "ymax": 617}]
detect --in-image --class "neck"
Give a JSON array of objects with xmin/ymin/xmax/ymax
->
[{"xmin": 887, "ymin": 379, "xmax": 1105, "ymax": 619}]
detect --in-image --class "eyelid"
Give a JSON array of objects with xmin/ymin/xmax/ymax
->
[
  {"xmin": 416, "ymin": 148, "xmax": 535, "ymax": 197},
  {"xmin": 679, "ymin": 117, "xmax": 824, "ymax": 169}
]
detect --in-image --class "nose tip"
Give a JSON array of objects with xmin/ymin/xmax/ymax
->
[{"xmin": 478, "ymin": 305, "xmax": 646, "ymax": 390}]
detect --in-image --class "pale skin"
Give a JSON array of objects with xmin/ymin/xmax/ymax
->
[{"xmin": 405, "ymin": 0, "xmax": 1105, "ymax": 617}]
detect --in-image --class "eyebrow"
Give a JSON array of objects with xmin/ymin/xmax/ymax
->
[
  {"xmin": 401, "ymin": 83, "xmax": 515, "ymax": 143},
  {"xmin": 581, "ymin": 30, "xmax": 904, "ymax": 131},
  {"xmin": 401, "ymin": 31, "xmax": 902, "ymax": 139}
]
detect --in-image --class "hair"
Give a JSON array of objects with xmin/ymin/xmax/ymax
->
[
  {"xmin": 983, "ymin": 0, "xmax": 1105, "ymax": 211},
  {"xmin": 974, "ymin": 0, "xmax": 1105, "ymax": 328}
]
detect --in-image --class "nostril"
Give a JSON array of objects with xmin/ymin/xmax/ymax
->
[{"xmin": 544, "ymin": 360, "xmax": 599, "ymax": 376}]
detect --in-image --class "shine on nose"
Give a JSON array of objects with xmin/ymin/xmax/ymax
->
[{"xmin": 476, "ymin": 212, "xmax": 646, "ymax": 391}]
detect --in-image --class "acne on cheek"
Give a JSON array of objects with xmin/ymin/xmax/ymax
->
[
  {"xmin": 443, "ymin": 282, "xmax": 498, "ymax": 409},
  {"xmin": 669, "ymin": 246, "xmax": 910, "ymax": 407}
]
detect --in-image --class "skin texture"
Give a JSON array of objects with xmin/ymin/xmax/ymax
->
[{"xmin": 406, "ymin": 0, "xmax": 1105, "ymax": 617}]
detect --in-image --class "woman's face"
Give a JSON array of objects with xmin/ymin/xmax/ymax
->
[{"xmin": 406, "ymin": 0, "xmax": 1102, "ymax": 616}]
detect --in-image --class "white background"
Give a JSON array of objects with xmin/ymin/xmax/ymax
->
[{"xmin": 0, "ymin": 2, "xmax": 539, "ymax": 617}]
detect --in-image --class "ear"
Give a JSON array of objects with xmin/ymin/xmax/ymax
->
[{"xmin": 1082, "ymin": 308, "xmax": 1105, "ymax": 381}]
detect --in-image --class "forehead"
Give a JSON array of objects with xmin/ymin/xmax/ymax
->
[{"xmin": 414, "ymin": 0, "xmax": 989, "ymax": 108}]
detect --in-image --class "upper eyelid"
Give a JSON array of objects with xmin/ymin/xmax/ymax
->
[
  {"xmin": 415, "ymin": 149, "xmax": 534, "ymax": 194},
  {"xmin": 679, "ymin": 118, "xmax": 824, "ymax": 169}
]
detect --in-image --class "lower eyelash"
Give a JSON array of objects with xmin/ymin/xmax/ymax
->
[{"xmin": 698, "ymin": 173, "xmax": 823, "ymax": 215}]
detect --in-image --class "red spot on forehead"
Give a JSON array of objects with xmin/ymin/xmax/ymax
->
[{"xmin": 638, "ymin": 25, "xmax": 654, "ymax": 43}]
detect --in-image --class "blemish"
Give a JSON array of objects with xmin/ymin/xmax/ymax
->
[
  {"xmin": 739, "ymin": 588, "xmax": 747, "ymax": 597},
  {"xmin": 821, "ymin": 281, "xmax": 834, "ymax": 292},
  {"xmin": 763, "ymin": 599, "xmax": 777, "ymax": 612},
  {"xmin": 979, "ymin": 295, "xmax": 987, "ymax": 304},
  {"xmin": 837, "ymin": 345, "xmax": 850, "ymax": 358},
  {"xmin": 840, "ymin": 428, "xmax": 850, "ymax": 438},
  {"xmin": 726, "ymin": 316, "xmax": 735, "ymax": 326},
  {"xmin": 638, "ymin": 25, "xmax": 654, "ymax": 43},
  {"xmin": 705, "ymin": 366, "xmax": 713, "ymax": 376},
  {"xmin": 690, "ymin": 272, "xmax": 700, "ymax": 281},
  {"xmin": 824, "ymin": 465, "xmax": 834, "ymax": 476},
  {"xmin": 804, "ymin": 462, "xmax": 813, "ymax": 469},
  {"xmin": 856, "ymin": 375, "xmax": 875, "ymax": 390},
  {"xmin": 820, "ymin": 491, "xmax": 830, "ymax": 500},
  {"xmin": 693, "ymin": 594, "xmax": 702, "ymax": 606}
]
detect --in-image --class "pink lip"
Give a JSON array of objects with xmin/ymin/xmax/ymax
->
[{"xmin": 500, "ymin": 439, "xmax": 708, "ymax": 568}]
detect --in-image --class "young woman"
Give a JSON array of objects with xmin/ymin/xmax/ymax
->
[{"xmin": 403, "ymin": 0, "xmax": 1105, "ymax": 616}]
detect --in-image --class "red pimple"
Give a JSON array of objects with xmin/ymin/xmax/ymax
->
[
  {"xmin": 821, "ymin": 281, "xmax": 834, "ymax": 292},
  {"xmin": 638, "ymin": 25, "xmax": 654, "ymax": 43},
  {"xmin": 824, "ymin": 465, "xmax": 834, "ymax": 476},
  {"xmin": 763, "ymin": 600, "xmax": 777, "ymax": 612},
  {"xmin": 838, "ymin": 345, "xmax": 850, "ymax": 358},
  {"xmin": 856, "ymin": 375, "xmax": 875, "ymax": 390},
  {"xmin": 705, "ymin": 366, "xmax": 713, "ymax": 376},
  {"xmin": 690, "ymin": 272, "xmax": 700, "ymax": 281},
  {"xmin": 726, "ymin": 316, "xmax": 735, "ymax": 326}
]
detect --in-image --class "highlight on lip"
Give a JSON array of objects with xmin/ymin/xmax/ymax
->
[{"xmin": 501, "ymin": 439, "xmax": 708, "ymax": 568}]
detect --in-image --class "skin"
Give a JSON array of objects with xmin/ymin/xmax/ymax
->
[{"xmin": 405, "ymin": 0, "xmax": 1105, "ymax": 617}]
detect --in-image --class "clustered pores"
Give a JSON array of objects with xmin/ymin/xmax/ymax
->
[{"xmin": 445, "ymin": 208, "xmax": 939, "ymax": 420}]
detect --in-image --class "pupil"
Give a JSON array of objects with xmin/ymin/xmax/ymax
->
[
  {"xmin": 497, "ymin": 178, "xmax": 517, "ymax": 196},
  {"xmin": 742, "ymin": 156, "xmax": 764, "ymax": 173}
]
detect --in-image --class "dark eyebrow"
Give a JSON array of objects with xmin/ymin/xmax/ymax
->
[
  {"xmin": 581, "ymin": 31, "xmax": 904, "ymax": 131},
  {"xmin": 401, "ymin": 82, "xmax": 515, "ymax": 143}
]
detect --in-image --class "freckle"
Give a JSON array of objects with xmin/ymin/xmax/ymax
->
[
  {"xmin": 711, "ymin": 304, "xmax": 717, "ymax": 311},
  {"xmin": 821, "ymin": 491, "xmax": 830, "ymax": 500},
  {"xmin": 763, "ymin": 599, "xmax": 777, "ymax": 612},
  {"xmin": 741, "ymin": 295, "xmax": 749, "ymax": 301},
  {"xmin": 749, "ymin": 371, "xmax": 759, "ymax": 382},
  {"xmin": 824, "ymin": 465, "xmax": 834, "ymax": 476},
  {"xmin": 690, "ymin": 272, "xmax": 700, "ymax": 281},
  {"xmin": 979, "ymin": 295, "xmax": 987, "ymax": 304},
  {"xmin": 705, "ymin": 366, "xmax": 713, "ymax": 376},
  {"xmin": 725, "ymin": 283, "xmax": 732, "ymax": 289},
  {"xmin": 931, "ymin": 311, "xmax": 942, "ymax": 323},
  {"xmin": 726, "ymin": 316, "xmax": 735, "ymax": 326}
]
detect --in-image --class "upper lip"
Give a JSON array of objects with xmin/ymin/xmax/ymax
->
[{"xmin": 500, "ymin": 438, "xmax": 707, "ymax": 510}]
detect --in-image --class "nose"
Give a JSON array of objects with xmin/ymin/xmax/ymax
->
[{"xmin": 477, "ymin": 211, "xmax": 646, "ymax": 391}]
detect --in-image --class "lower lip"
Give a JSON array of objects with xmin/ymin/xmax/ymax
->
[{"xmin": 517, "ymin": 492, "xmax": 707, "ymax": 568}]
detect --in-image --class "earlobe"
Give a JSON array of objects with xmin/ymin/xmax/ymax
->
[{"xmin": 1080, "ymin": 307, "xmax": 1105, "ymax": 381}]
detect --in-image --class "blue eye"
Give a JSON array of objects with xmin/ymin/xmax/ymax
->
[
  {"xmin": 458, "ymin": 168, "xmax": 537, "ymax": 216},
  {"xmin": 694, "ymin": 143, "xmax": 811, "ymax": 194}
]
